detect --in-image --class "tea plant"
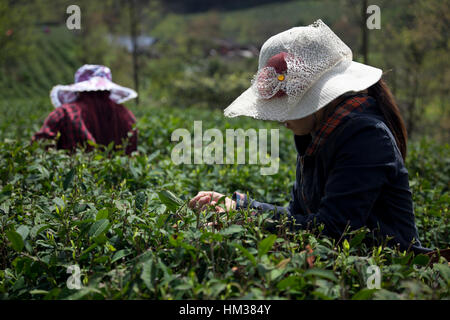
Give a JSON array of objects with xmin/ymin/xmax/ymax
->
[{"xmin": 0, "ymin": 99, "xmax": 448, "ymax": 299}]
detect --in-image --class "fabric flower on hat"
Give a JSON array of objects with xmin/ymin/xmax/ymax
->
[{"xmin": 252, "ymin": 51, "xmax": 309, "ymax": 104}]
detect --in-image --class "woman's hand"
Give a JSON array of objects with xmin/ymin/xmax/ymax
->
[{"xmin": 189, "ymin": 191, "xmax": 236, "ymax": 213}]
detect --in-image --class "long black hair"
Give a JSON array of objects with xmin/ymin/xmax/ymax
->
[
  {"xmin": 317, "ymin": 79, "xmax": 408, "ymax": 160},
  {"xmin": 367, "ymin": 79, "xmax": 408, "ymax": 161}
]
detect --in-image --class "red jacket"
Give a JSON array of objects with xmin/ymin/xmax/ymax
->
[{"xmin": 32, "ymin": 92, "xmax": 137, "ymax": 155}]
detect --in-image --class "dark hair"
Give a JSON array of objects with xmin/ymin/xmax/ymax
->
[
  {"xmin": 317, "ymin": 79, "xmax": 408, "ymax": 160},
  {"xmin": 79, "ymin": 90, "xmax": 111, "ymax": 100},
  {"xmin": 367, "ymin": 79, "xmax": 408, "ymax": 161}
]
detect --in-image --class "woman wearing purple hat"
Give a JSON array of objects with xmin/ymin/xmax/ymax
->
[{"xmin": 32, "ymin": 64, "xmax": 138, "ymax": 155}]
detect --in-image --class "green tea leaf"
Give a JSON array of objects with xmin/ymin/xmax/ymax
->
[
  {"xmin": 352, "ymin": 288, "xmax": 377, "ymax": 300},
  {"xmin": 277, "ymin": 275, "xmax": 303, "ymax": 290},
  {"xmin": 141, "ymin": 258, "xmax": 154, "ymax": 290},
  {"xmin": 303, "ymin": 268, "xmax": 338, "ymax": 282},
  {"xmin": 0, "ymin": 184, "xmax": 12, "ymax": 204},
  {"xmin": 80, "ymin": 243, "xmax": 98, "ymax": 259},
  {"xmin": 53, "ymin": 197, "xmax": 65, "ymax": 210},
  {"xmin": 30, "ymin": 290, "xmax": 49, "ymax": 295},
  {"xmin": 258, "ymin": 234, "xmax": 277, "ymax": 258},
  {"xmin": 343, "ymin": 239, "xmax": 350, "ymax": 251},
  {"xmin": 16, "ymin": 225, "xmax": 30, "ymax": 241},
  {"xmin": 30, "ymin": 224, "xmax": 51, "ymax": 238},
  {"xmin": 234, "ymin": 244, "xmax": 256, "ymax": 266},
  {"xmin": 95, "ymin": 208, "xmax": 109, "ymax": 221},
  {"xmin": 434, "ymin": 263, "xmax": 450, "ymax": 282},
  {"xmin": 350, "ymin": 230, "xmax": 367, "ymax": 247},
  {"xmin": 157, "ymin": 190, "xmax": 183, "ymax": 212},
  {"xmin": 6, "ymin": 230, "xmax": 24, "ymax": 252},
  {"xmin": 412, "ymin": 254, "xmax": 430, "ymax": 266},
  {"xmin": 135, "ymin": 191, "xmax": 147, "ymax": 212},
  {"xmin": 63, "ymin": 168, "xmax": 76, "ymax": 190},
  {"xmin": 111, "ymin": 249, "xmax": 132, "ymax": 263},
  {"xmin": 88, "ymin": 219, "xmax": 110, "ymax": 238},
  {"xmin": 175, "ymin": 283, "xmax": 192, "ymax": 290},
  {"xmin": 220, "ymin": 225, "xmax": 244, "ymax": 236}
]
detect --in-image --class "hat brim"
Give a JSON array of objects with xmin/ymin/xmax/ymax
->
[
  {"xmin": 50, "ymin": 77, "xmax": 138, "ymax": 108},
  {"xmin": 224, "ymin": 60, "xmax": 382, "ymax": 122}
]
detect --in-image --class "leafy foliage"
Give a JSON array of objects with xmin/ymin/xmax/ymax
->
[{"xmin": 0, "ymin": 98, "xmax": 448, "ymax": 300}]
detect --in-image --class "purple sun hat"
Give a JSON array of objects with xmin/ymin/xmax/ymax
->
[{"xmin": 50, "ymin": 64, "xmax": 138, "ymax": 108}]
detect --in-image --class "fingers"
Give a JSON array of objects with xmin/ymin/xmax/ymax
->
[
  {"xmin": 226, "ymin": 198, "xmax": 237, "ymax": 211},
  {"xmin": 202, "ymin": 221, "xmax": 220, "ymax": 228},
  {"xmin": 192, "ymin": 191, "xmax": 214, "ymax": 204},
  {"xmin": 215, "ymin": 206, "xmax": 226, "ymax": 213},
  {"xmin": 189, "ymin": 191, "xmax": 212, "ymax": 209},
  {"xmin": 210, "ymin": 201, "xmax": 226, "ymax": 213},
  {"xmin": 196, "ymin": 195, "xmax": 213, "ymax": 212},
  {"xmin": 189, "ymin": 191, "xmax": 226, "ymax": 210},
  {"xmin": 198, "ymin": 198, "xmax": 227, "ymax": 213}
]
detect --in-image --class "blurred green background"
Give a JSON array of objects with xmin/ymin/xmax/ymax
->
[{"xmin": 0, "ymin": 0, "xmax": 449, "ymax": 141}]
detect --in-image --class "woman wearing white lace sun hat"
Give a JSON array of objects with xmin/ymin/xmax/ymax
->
[{"xmin": 190, "ymin": 20, "xmax": 431, "ymax": 254}]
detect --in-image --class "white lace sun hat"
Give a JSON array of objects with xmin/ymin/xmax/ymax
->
[
  {"xmin": 50, "ymin": 64, "xmax": 137, "ymax": 108},
  {"xmin": 224, "ymin": 19, "xmax": 382, "ymax": 122}
]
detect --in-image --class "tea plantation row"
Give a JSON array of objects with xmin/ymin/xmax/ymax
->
[{"xmin": 0, "ymin": 98, "xmax": 448, "ymax": 299}]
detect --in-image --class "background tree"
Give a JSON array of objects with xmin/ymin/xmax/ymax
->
[
  {"xmin": 374, "ymin": 0, "xmax": 449, "ymax": 138},
  {"xmin": 0, "ymin": 1, "xmax": 38, "ymax": 85}
]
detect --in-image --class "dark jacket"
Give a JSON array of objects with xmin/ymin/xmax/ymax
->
[{"xmin": 234, "ymin": 94, "xmax": 430, "ymax": 254}]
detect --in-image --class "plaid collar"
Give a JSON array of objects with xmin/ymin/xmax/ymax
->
[{"xmin": 305, "ymin": 93, "xmax": 373, "ymax": 156}]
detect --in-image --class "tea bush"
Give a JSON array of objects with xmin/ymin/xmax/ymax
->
[{"xmin": 0, "ymin": 98, "xmax": 448, "ymax": 300}]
